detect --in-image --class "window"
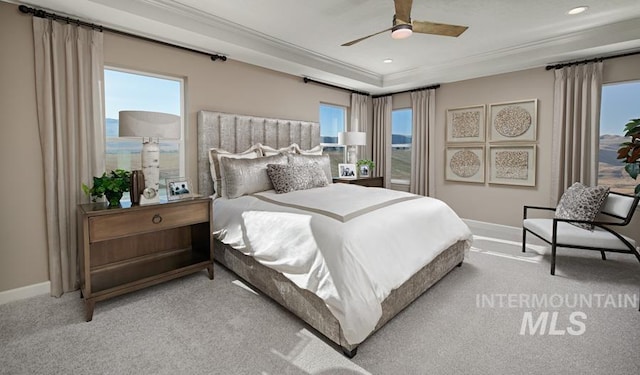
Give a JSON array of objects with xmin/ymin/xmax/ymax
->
[
  {"xmin": 319, "ymin": 103, "xmax": 346, "ymax": 177},
  {"xmin": 391, "ymin": 108, "xmax": 412, "ymax": 184},
  {"xmin": 104, "ymin": 68, "xmax": 184, "ymax": 200},
  {"xmin": 598, "ymin": 81, "xmax": 640, "ymax": 195}
]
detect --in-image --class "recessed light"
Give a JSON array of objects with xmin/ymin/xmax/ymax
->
[
  {"xmin": 568, "ymin": 6, "xmax": 588, "ymax": 15},
  {"xmin": 383, "ymin": 58, "xmax": 393, "ymax": 63}
]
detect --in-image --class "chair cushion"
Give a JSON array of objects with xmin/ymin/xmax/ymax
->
[
  {"xmin": 524, "ymin": 218, "xmax": 636, "ymax": 250},
  {"xmin": 554, "ymin": 182, "xmax": 609, "ymax": 230}
]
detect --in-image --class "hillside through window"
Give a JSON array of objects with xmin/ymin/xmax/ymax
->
[
  {"xmin": 391, "ymin": 108, "xmax": 412, "ymax": 184},
  {"xmin": 104, "ymin": 68, "xmax": 184, "ymax": 200},
  {"xmin": 599, "ymin": 81, "xmax": 640, "ymax": 195}
]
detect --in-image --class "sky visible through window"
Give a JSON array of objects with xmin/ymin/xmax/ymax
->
[
  {"xmin": 600, "ymin": 81, "xmax": 640, "ymax": 135},
  {"xmin": 104, "ymin": 69, "xmax": 181, "ymax": 129}
]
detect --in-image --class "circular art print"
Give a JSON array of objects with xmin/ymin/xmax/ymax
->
[
  {"xmin": 450, "ymin": 150, "xmax": 481, "ymax": 177},
  {"xmin": 494, "ymin": 105, "xmax": 532, "ymax": 137}
]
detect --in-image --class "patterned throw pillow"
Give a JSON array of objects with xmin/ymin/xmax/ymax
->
[
  {"xmin": 266, "ymin": 163, "xmax": 328, "ymax": 194},
  {"xmin": 287, "ymin": 154, "xmax": 333, "ymax": 183},
  {"xmin": 554, "ymin": 182, "xmax": 610, "ymax": 230}
]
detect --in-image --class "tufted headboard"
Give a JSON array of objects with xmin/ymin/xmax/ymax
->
[{"xmin": 197, "ymin": 110, "xmax": 321, "ymax": 197}]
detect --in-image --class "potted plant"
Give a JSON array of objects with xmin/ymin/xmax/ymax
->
[
  {"xmin": 356, "ymin": 159, "xmax": 376, "ymax": 177},
  {"xmin": 82, "ymin": 169, "xmax": 132, "ymax": 206},
  {"xmin": 617, "ymin": 118, "xmax": 640, "ymax": 196}
]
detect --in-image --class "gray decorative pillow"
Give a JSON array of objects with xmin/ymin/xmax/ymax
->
[
  {"xmin": 267, "ymin": 163, "xmax": 329, "ymax": 194},
  {"xmin": 555, "ymin": 182, "xmax": 610, "ymax": 230},
  {"xmin": 208, "ymin": 145, "xmax": 262, "ymax": 198},
  {"xmin": 220, "ymin": 154, "xmax": 287, "ymax": 199},
  {"xmin": 287, "ymin": 154, "xmax": 333, "ymax": 183}
]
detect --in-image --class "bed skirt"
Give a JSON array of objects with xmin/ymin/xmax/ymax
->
[{"xmin": 213, "ymin": 239, "xmax": 466, "ymax": 355}]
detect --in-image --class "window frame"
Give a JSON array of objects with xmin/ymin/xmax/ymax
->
[
  {"xmin": 104, "ymin": 66, "xmax": 186, "ymax": 199},
  {"xmin": 390, "ymin": 107, "xmax": 413, "ymax": 185},
  {"xmin": 319, "ymin": 103, "xmax": 347, "ymax": 177}
]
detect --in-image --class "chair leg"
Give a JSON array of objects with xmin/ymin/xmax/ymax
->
[
  {"xmin": 600, "ymin": 251, "xmax": 607, "ymax": 261},
  {"xmin": 522, "ymin": 229, "xmax": 527, "ymax": 253},
  {"xmin": 551, "ymin": 243, "xmax": 557, "ymax": 276}
]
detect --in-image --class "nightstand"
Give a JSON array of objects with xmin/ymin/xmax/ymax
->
[
  {"xmin": 332, "ymin": 176, "xmax": 384, "ymax": 187},
  {"xmin": 78, "ymin": 197, "xmax": 213, "ymax": 321}
]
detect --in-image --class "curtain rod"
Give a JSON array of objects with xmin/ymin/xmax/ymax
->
[
  {"xmin": 545, "ymin": 50, "xmax": 640, "ymax": 70},
  {"xmin": 372, "ymin": 84, "xmax": 440, "ymax": 99},
  {"xmin": 302, "ymin": 77, "xmax": 369, "ymax": 96},
  {"xmin": 18, "ymin": 5, "xmax": 228, "ymax": 62}
]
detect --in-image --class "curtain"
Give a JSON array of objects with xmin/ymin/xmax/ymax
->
[
  {"xmin": 350, "ymin": 93, "xmax": 371, "ymax": 160},
  {"xmin": 372, "ymin": 96, "xmax": 392, "ymax": 188},
  {"xmin": 550, "ymin": 62, "xmax": 603, "ymax": 205},
  {"xmin": 33, "ymin": 18, "xmax": 105, "ymax": 297},
  {"xmin": 409, "ymin": 89, "xmax": 436, "ymax": 196}
]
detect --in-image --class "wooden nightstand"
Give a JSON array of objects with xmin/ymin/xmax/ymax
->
[
  {"xmin": 332, "ymin": 176, "xmax": 384, "ymax": 187},
  {"xmin": 78, "ymin": 197, "xmax": 213, "ymax": 321}
]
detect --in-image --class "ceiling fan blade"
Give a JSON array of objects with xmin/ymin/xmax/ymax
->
[
  {"xmin": 394, "ymin": 0, "xmax": 413, "ymax": 23},
  {"xmin": 341, "ymin": 27, "xmax": 392, "ymax": 46},
  {"xmin": 412, "ymin": 20, "xmax": 468, "ymax": 37}
]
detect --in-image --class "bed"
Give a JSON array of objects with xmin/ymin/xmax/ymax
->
[{"xmin": 197, "ymin": 110, "xmax": 472, "ymax": 357}]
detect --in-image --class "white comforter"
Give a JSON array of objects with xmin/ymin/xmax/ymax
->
[{"xmin": 213, "ymin": 183, "xmax": 472, "ymax": 344}]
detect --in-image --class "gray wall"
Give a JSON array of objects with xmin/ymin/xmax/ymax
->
[{"xmin": 0, "ymin": 1, "xmax": 638, "ymax": 293}]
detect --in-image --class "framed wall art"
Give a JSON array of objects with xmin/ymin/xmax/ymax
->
[
  {"xmin": 446, "ymin": 105, "xmax": 485, "ymax": 143},
  {"xmin": 445, "ymin": 145, "xmax": 485, "ymax": 183},
  {"xmin": 488, "ymin": 99, "xmax": 537, "ymax": 142},
  {"xmin": 488, "ymin": 144, "xmax": 536, "ymax": 186}
]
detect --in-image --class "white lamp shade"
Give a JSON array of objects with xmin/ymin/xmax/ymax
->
[
  {"xmin": 338, "ymin": 131, "xmax": 366, "ymax": 146},
  {"xmin": 119, "ymin": 110, "xmax": 181, "ymax": 139}
]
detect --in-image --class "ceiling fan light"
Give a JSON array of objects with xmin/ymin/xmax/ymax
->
[{"xmin": 391, "ymin": 24, "xmax": 412, "ymax": 39}]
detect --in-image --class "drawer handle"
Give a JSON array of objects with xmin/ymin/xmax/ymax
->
[{"xmin": 152, "ymin": 214, "xmax": 163, "ymax": 224}]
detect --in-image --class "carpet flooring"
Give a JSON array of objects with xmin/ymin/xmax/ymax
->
[{"xmin": 1, "ymin": 230, "xmax": 639, "ymax": 374}]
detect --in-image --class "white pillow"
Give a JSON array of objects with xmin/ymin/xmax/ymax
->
[
  {"xmin": 208, "ymin": 144, "xmax": 261, "ymax": 198},
  {"xmin": 258, "ymin": 143, "xmax": 298, "ymax": 156},
  {"xmin": 295, "ymin": 144, "xmax": 323, "ymax": 155}
]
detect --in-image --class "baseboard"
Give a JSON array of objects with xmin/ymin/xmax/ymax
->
[
  {"xmin": 462, "ymin": 218, "xmax": 546, "ymax": 245},
  {"xmin": 0, "ymin": 281, "xmax": 50, "ymax": 305}
]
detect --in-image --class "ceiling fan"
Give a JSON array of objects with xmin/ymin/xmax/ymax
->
[{"xmin": 341, "ymin": 0, "xmax": 468, "ymax": 46}]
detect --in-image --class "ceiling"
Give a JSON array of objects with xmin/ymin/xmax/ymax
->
[{"xmin": 16, "ymin": 0, "xmax": 640, "ymax": 94}]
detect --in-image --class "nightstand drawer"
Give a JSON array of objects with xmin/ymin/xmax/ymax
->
[{"xmin": 89, "ymin": 201, "xmax": 209, "ymax": 242}]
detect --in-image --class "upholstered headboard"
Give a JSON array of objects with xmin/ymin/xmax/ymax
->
[{"xmin": 197, "ymin": 110, "xmax": 321, "ymax": 197}]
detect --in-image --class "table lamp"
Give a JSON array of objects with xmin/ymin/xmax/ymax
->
[
  {"xmin": 338, "ymin": 131, "xmax": 366, "ymax": 164},
  {"xmin": 119, "ymin": 110, "xmax": 180, "ymax": 205}
]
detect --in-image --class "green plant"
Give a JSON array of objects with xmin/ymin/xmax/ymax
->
[
  {"xmin": 82, "ymin": 169, "xmax": 131, "ymax": 206},
  {"xmin": 356, "ymin": 159, "xmax": 376, "ymax": 171},
  {"xmin": 617, "ymin": 118, "xmax": 640, "ymax": 196}
]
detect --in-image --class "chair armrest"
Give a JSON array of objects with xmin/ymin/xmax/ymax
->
[{"xmin": 523, "ymin": 205, "xmax": 556, "ymax": 220}]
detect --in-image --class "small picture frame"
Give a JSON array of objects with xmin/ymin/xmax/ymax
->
[
  {"xmin": 338, "ymin": 163, "xmax": 357, "ymax": 179},
  {"xmin": 166, "ymin": 177, "xmax": 193, "ymax": 200},
  {"xmin": 446, "ymin": 104, "xmax": 486, "ymax": 143},
  {"xmin": 359, "ymin": 164, "xmax": 370, "ymax": 177}
]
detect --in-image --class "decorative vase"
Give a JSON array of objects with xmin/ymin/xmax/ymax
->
[{"xmin": 105, "ymin": 192, "xmax": 123, "ymax": 207}]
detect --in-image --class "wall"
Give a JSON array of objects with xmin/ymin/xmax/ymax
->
[
  {"xmin": 0, "ymin": 2, "xmax": 349, "ymax": 293},
  {"xmin": 432, "ymin": 55, "xmax": 640, "ymax": 243},
  {"xmin": 0, "ymin": 2, "xmax": 49, "ymax": 292},
  {"xmin": 1, "ymin": 1, "xmax": 638, "ymax": 293}
]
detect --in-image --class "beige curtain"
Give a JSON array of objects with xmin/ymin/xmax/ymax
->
[
  {"xmin": 550, "ymin": 62, "xmax": 603, "ymax": 205},
  {"xmin": 372, "ymin": 95, "xmax": 392, "ymax": 188},
  {"xmin": 350, "ymin": 93, "xmax": 371, "ymax": 160},
  {"xmin": 33, "ymin": 18, "xmax": 105, "ymax": 297},
  {"xmin": 409, "ymin": 89, "xmax": 436, "ymax": 196}
]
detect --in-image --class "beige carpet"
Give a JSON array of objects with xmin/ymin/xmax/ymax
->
[{"xmin": 1, "ymin": 231, "xmax": 639, "ymax": 374}]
